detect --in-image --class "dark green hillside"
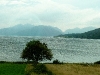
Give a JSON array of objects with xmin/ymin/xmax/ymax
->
[
  {"xmin": 81, "ymin": 28, "xmax": 100, "ymax": 39},
  {"xmin": 58, "ymin": 28, "xmax": 100, "ymax": 39}
]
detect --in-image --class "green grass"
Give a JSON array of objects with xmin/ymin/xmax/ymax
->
[
  {"xmin": 1, "ymin": 62, "xmax": 100, "ymax": 75},
  {"xmin": 0, "ymin": 63, "xmax": 26, "ymax": 75}
]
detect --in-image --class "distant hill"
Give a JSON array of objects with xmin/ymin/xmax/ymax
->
[
  {"xmin": 64, "ymin": 26, "xmax": 96, "ymax": 34},
  {"xmin": 0, "ymin": 24, "xmax": 34, "ymax": 35},
  {"xmin": 16, "ymin": 25, "xmax": 63, "ymax": 36},
  {"xmin": 0, "ymin": 24, "xmax": 63, "ymax": 36},
  {"xmin": 58, "ymin": 28, "xmax": 100, "ymax": 39}
]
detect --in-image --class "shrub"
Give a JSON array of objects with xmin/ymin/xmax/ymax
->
[{"xmin": 53, "ymin": 59, "xmax": 63, "ymax": 64}]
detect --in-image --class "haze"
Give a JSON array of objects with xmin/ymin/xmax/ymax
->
[{"xmin": 0, "ymin": 0, "xmax": 100, "ymax": 31}]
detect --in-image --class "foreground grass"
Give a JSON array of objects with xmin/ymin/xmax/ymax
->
[
  {"xmin": 46, "ymin": 63, "xmax": 100, "ymax": 75},
  {"xmin": 26, "ymin": 63, "xmax": 100, "ymax": 75},
  {"xmin": 25, "ymin": 64, "xmax": 51, "ymax": 75},
  {"xmin": 1, "ymin": 62, "xmax": 100, "ymax": 75},
  {"xmin": 0, "ymin": 63, "xmax": 26, "ymax": 75}
]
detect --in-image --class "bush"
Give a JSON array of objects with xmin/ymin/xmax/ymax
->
[{"xmin": 53, "ymin": 59, "xmax": 63, "ymax": 64}]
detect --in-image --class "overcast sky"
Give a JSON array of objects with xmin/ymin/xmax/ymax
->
[{"xmin": 0, "ymin": 0, "xmax": 100, "ymax": 31}]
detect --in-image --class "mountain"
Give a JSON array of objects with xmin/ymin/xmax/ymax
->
[
  {"xmin": 16, "ymin": 25, "xmax": 63, "ymax": 36},
  {"xmin": 58, "ymin": 28, "xmax": 100, "ymax": 39},
  {"xmin": 0, "ymin": 24, "xmax": 34, "ymax": 35},
  {"xmin": 0, "ymin": 24, "xmax": 63, "ymax": 36},
  {"xmin": 64, "ymin": 26, "xmax": 96, "ymax": 34},
  {"xmin": 0, "ymin": 24, "xmax": 97, "ymax": 37}
]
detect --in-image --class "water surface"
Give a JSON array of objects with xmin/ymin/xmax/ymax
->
[{"xmin": 0, "ymin": 36, "xmax": 100, "ymax": 63}]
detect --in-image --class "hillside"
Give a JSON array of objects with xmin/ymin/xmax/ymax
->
[{"xmin": 58, "ymin": 28, "xmax": 100, "ymax": 39}]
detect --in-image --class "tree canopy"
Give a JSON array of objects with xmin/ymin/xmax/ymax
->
[{"xmin": 21, "ymin": 40, "xmax": 53, "ymax": 63}]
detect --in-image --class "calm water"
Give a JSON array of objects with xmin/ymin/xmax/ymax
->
[{"xmin": 0, "ymin": 36, "xmax": 100, "ymax": 63}]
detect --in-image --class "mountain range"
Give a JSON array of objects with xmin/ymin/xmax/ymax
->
[{"xmin": 0, "ymin": 24, "xmax": 97, "ymax": 36}]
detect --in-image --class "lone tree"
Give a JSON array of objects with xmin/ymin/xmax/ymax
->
[{"xmin": 21, "ymin": 40, "xmax": 53, "ymax": 63}]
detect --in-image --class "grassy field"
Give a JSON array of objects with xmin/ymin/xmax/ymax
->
[
  {"xmin": 0, "ymin": 63, "xmax": 26, "ymax": 75},
  {"xmin": 0, "ymin": 63, "xmax": 100, "ymax": 75},
  {"xmin": 26, "ymin": 63, "xmax": 100, "ymax": 75},
  {"xmin": 46, "ymin": 64, "xmax": 100, "ymax": 75}
]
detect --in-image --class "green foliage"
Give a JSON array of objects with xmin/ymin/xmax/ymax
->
[
  {"xmin": 21, "ymin": 40, "xmax": 53, "ymax": 63},
  {"xmin": 53, "ymin": 59, "xmax": 63, "ymax": 64},
  {"xmin": 0, "ymin": 63, "xmax": 26, "ymax": 75},
  {"xmin": 33, "ymin": 64, "xmax": 53, "ymax": 75}
]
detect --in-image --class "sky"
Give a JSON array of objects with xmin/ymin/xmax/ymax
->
[{"xmin": 0, "ymin": 0, "xmax": 100, "ymax": 31}]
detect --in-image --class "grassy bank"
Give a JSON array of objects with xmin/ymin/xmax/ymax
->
[
  {"xmin": 26, "ymin": 63, "xmax": 100, "ymax": 75},
  {"xmin": 0, "ymin": 63, "xmax": 26, "ymax": 75}
]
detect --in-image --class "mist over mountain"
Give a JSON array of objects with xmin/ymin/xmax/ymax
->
[{"xmin": 64, "ymin": 26, "xmax": 96, "ymax": 34}]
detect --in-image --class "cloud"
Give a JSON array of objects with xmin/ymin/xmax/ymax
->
[{"xmin": 0, "ymin": 0, "xmax": 100, "ymax": 31}]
